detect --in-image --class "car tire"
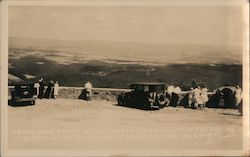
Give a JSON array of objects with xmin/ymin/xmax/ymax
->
[
  {"xmin": 165, "ymin": 99, "xmax": 170, "ymax": 107},
  {"xmin": 158, "ymin": 101, "xmax": 166, "ymax": 109},
  {"xmin": 31, "ymin": 101, "xmax": 35, "ymax": 105},
  {"xmin": 157, "ymin": 95, "xmax": 166, "ymax": 108}
]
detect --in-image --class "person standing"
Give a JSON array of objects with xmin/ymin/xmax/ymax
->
[
  {"xmin": 44, "ymin": 81, "xmax": 54, "ymax": 99},
  {"xmin": 84, "ymin": 81, "xmax": 93, "ymax": 101},
  {"xmin": 38, "ymin": 78, "xmax": 45, "ymax": 99},
  {"xmin": 167, "ymin": 84, "xmax": 174, "ymax": 95},
  {"xmin": 235, "ymin": 85, "xmax": 242, "ymax": 108},
  {"xmin": 53, "ymin": 81, "xmax": 59, "ymax": 99},
  {"xmin": 187, "ymin": 87, "xmax": 194, "ymax": 108},
  {"xmin": 201, "ymin": 87, "xmax": 209, "ymax": 108},
  {"xmin": 34, "ymin": 82, "xmax": 40, "ymax": 98},
  {"xmin": 193, "ymin": 86, "xmax": 202, "ymax": 109},
  {"xmin": 166, "ymin": 84, "xmax": 174, "ymax": 101},
  {"xmin": 170, "ymin": 86, "xmax": 181, "ymax": 107},
  {"xmin": 50, "ymin": 81, "xmax": 55, "ymax": 99}
]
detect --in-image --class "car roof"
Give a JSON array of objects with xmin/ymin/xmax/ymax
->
[
  {"xmin": 214, "ymin": 86, "xmax": 236, "ymax": 91},
  {"xmin": 13, "ymin": 83, "xmax": 35, "ymax": 86}
]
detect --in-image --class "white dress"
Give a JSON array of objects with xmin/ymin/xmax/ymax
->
[
  {"xmin": 54, "ymin": 83, "xmax": 59, "ymax": 96},
  {"xmin": 201, "ymin": 88, "xmax": 208, "ymax": 104},
  {"xmin": 193, "ymin": 88, "xmax": 202, "ymax": 104},
  {"xmin": 235, "ymin": 88, "xmax": 242, "ymax": 105},
  {"xmin": 34, "ymin": 83, "xmax": 40, "ymax": 96}
]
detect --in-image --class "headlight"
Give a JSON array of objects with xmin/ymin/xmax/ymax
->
[{"xmin": 23, "ymin": 91, "xmax": 29, "ymax": 95}]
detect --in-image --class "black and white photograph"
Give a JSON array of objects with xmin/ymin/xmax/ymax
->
[{"xmin": 1, "ymin": 0, "xmax": 249, "ymax": 156}]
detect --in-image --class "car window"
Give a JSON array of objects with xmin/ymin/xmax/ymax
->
[
  {"xmin": 144, "ymin": 85, "xmax": 149, "ymax": 91},
  {"xmin": 136, "ymin": 85, "xmax": 144, "ymax": 91},
  {"xmin": 157, "ymin": 85, "xmax": 164, "ymax": 92},
  {"xmin": 149, "ymin": 85, "xmax": 156, "ymax": 92}
]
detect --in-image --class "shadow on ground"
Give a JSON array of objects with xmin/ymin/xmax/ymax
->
[
  {"xmin": 8, "ymin": 99, "xmax": 35, "ymax": 107},
  {"xmin": 113, "ymin": 103, "xmax": 160, "ymax": 111},
  {"xmin": 220, "ymin": 112, "xmax": 242, "ymax": 116}
]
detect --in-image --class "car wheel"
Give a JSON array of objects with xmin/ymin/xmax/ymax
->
[
  {"xmin": 31, "ymin": 101, "xmax": 35, "ymax": 105},
  {"xmin": 158, "ymin": 101, "xmax": 165, "ymax": 109},
  {"xmin": 165, "ymin": 99, "xmax": 170, "ymax": 107},
  {"xmin": 11, "ymin": 100, "xmax": 17, "ymax": 106},
  {"xmin": 157, "ymin": 95, "xmax": 166, "ymax": 108}
]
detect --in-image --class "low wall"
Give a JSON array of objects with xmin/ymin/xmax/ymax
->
[
  {"xmin": 57, "ymin": 87, "xmax": 130, "ymax": 101},
  {"xmin": 8, "ymin": 86, "xmax": 130, "ymax": 101},
  {"xmin": 8, "ymin": 86, "xmax": 214, "ymax": 102}
]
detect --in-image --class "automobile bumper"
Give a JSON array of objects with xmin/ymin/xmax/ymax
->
[
  {"xmin": 14, "ymin": 98, "xmax": 35, "ymax": 102},
  {"xmin": 149, "ymin": 102, "xmax": 160, "ymax": 108}
]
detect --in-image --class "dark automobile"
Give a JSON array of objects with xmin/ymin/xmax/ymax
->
[
  {"xmin": 117, "ymin": 83, "xmax": 168, "ymax": 109},
  {"xmin": 11, "ymin": 84, "xmax": 36, "ymax": 106}
]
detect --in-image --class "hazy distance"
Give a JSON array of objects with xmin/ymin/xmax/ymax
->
[{"xmin": 9, "ymin": 5, "xmax": 243, "ymax": 64}]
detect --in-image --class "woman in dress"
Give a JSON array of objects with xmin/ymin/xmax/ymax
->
[
  {"xmin": 53, "ymin": 81, "xmax": 59, "ymax": 99},
  {"xmin": 201, "ymin": 87, "xmax": 209, "ymax": 108}
]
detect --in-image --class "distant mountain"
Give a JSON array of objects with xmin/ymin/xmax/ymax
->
[{"xmin": 9, "ymin": 37, "xmax": 242, "ymax": 65}]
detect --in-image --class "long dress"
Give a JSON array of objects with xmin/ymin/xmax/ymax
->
[
  {"xmin": 188, "ymin": 90, "xmax": 194, "ymax": 107},
  {"xmin": 44, "ymin": 82, "xmax": 54, "ymax": 99},
  {"xmin": 201, "ymin": 88, "xmax": 208, "ymax": 106},
  {"xmin": 170, "ymin": 87, "xmax": 182, "ymax": 107},
  {"xmin": 235, "ymin": 88, "xmax": 242, "ymax": 107},
  {"xmin": 34, "ymin": 83, "xmax": 40, "ymax": 97},
  {"xmin": 193, "ymin": 88, "xmax": 202, "ymax": 108},
  {"xmin": 54, "ymin": 82, "xmax": 59, "ymax": 97},
  {"xmin": 38, "ymin": 81, "xmax": 45, "ymax": 99}
]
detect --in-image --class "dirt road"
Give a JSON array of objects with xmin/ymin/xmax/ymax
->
[{"xmin": 8, "ymin": 98, "xmax": 242, "ymax": 154}]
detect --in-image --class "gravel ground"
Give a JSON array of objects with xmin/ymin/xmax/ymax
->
[{"xmin": 8, "ymin": 98, "xmax": 243, "ymax": 155}]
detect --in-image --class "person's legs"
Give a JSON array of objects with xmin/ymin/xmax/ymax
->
[
  {"xmin": 171, "ymin": 93, "xmax": 178, "ymax": 107},
  {"xmin": 193, "ymin": 102, "xmax": 198, "ymax": 109},
  {"xmin": 51, "ymin": 87, "xmax": 55, "ymax": 99}
]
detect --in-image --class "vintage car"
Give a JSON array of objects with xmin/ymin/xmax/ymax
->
[
  {"xmin": 11, "ymin": 83, "xmax": 36, "ymax": 105},
  {"xmin": 117, "ymin": 83, "xmax": 168, "ymax": 109}
]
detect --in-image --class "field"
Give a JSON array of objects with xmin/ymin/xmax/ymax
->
[{"xmin": 8, "ymin": 98, "xmax": 242, "ymax": 155}]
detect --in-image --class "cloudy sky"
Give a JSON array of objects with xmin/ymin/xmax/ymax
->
[{"xmin": 9, "ymin": 5, "xmax": 242, "ymax": 47}]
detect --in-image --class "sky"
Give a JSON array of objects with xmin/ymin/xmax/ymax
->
[{"xmin": 9, "ymin": 5, "xmax": 243, "ymax": 47}]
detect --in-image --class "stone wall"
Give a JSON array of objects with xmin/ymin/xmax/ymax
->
[
  {"xmin": 8, "ymin": 86, "xmax": 130, "ymax": 101},
  {"xmin": 57, "ymin": 87, "xmax": 130, "ymax": 101}
]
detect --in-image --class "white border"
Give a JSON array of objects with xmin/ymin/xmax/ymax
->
[{"xmin": 1, "ymin": 0, "xmax": 249, "ymax": 156}]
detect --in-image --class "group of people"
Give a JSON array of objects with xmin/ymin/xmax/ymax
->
[
  {"xmin": 166, "ymin": 83, "xmax": 242, "ymax": 110},
  {"xmin": 79, "ymin": 81, "xmax": 93, "ymax": 101},
  {"xmin": 187, "ymin": 86, "xmax": 209, "ymax": 109},
  {"xmin": 34, "ymin": 78, "xmax": 59, "ymax": 99},
  {"xmin": 34, "ymin": 78, "xmax": 93, "ymax": 101},
  {"xmin": 166, "ymin": 84, "xmax": 182, "ymax": 107}
]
